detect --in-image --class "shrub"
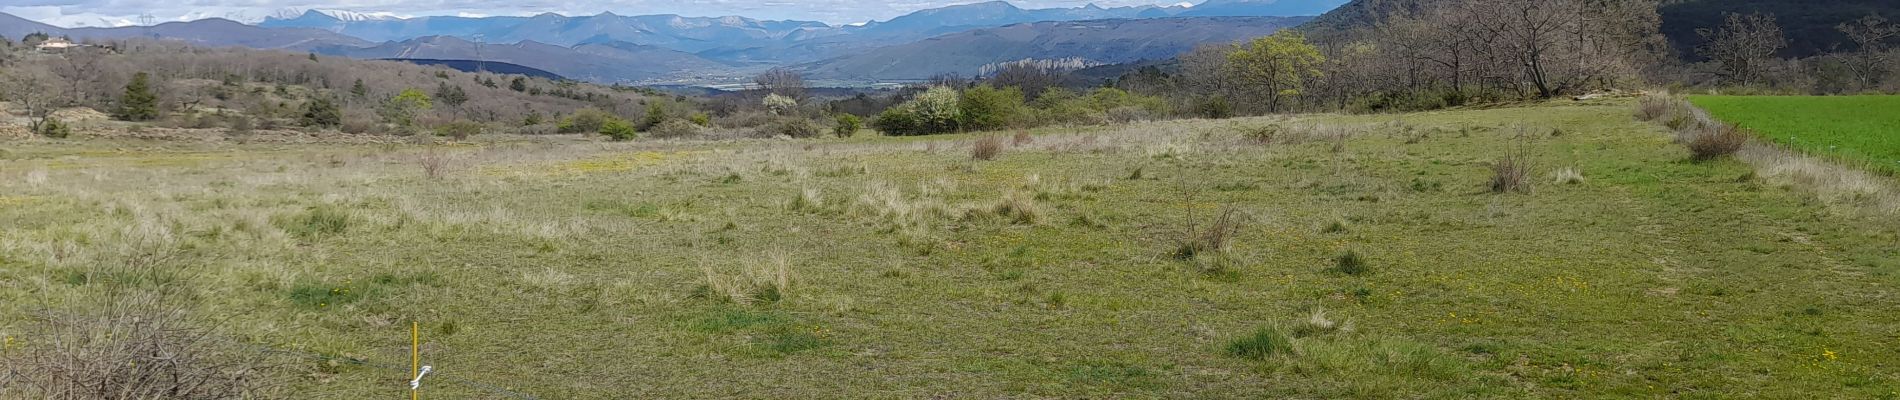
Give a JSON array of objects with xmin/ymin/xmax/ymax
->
[
  {"xmin": 647, "ymin": 119, "xmax": 703, "ymax": 139},
  {"xmin": 1012, "ymin": 130, "xmax": 1032, "ymax": 146},
  {"xmin": 37, "ymin": 117, "xmax": 72, "ymax": 138},
  {"xmin": 833, "ymin": 114, "xmax": 862, "ymax": 138},
  {"xmin": 1242, "ymin": 124, "xmax": 1281, "ymax": 145},
  {"xmin": 2, "ymin": 292, "xmax": 272, "ymax": 399},
  {"xmin": 599, "ymin": 117, "xmax": 638, "ymax": 141},
  {"xmin": 435, "ymin": 120, "xmax": 484, "ymax": 140},
  {"xmin": 1490, "ymin": 147, "xmax": 1534, "ymax": 194},
  {"xmin": 1194, "ymin": 96, "xmax": 1233, "ymax": 119},
  {"xmin": 1687, "ymin": 123, "xmax": 1749, "ymax": 161},
  {"xmin": 872, "ymin": 107, "xmax": 922, "ymax": 136},
  {"xmin": 972, "ymin": 135, "xmax": 1004, "ymax": 161},
  {"xmin": 557, "ymin": 107, "xmax": 611, "ymax": 134},
  {"xmin": 690, "ymin": 112, "xmax": 712, "ymax": 127},
  {"xmin": 377, "ymin": 89, "xmax": 432, "ymax": 127},
  {"xmin": 875, "ymin": 86, "xmax": 961, "ymax": 136},
  {"xmin": 1635, "ymin": 96, "xmax": 1672, "ymax": 121},
  {"xmin": 1226, "ymin": 326, "xmax": 1295, "ymax": 360},
  {"xmin": 763, "ymin": 93, "xmax": 799, "ymax": 115},
  {"xmin": 229, "ymin": 115, "xmax": 254, "ymax": 134},
  {"xmin": 1105, "ymin": 106, "xmax": 1153, "ymax": 124},
  {"xmin": 958, "ymin": 85, "xmax": 1026, "ymax": 131},
  {"xmin": 340, "ymin": 115, "xmax": 378, "ymax": 134},
  {"xmin": 640, "ymin": 101, "xmax": 668, "ymax": 131},
  {"xmin": 1173, "ymin": 208, "xmax": 1242, "ymax": 260},
  {"xmin": 299, "ymin": 96, "xmax": 342, "ymax": 128}
]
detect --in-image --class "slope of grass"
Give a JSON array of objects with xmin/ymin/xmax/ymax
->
[
  {"xmin": 2, "ymin": 101, "xmax": 1898, "ymax": 398},
  {"xmin": 1688, "ymin": 95, "xmax": 1900, "ymax": 175}
]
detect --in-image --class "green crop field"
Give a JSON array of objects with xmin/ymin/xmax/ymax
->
[
  {"xmin": 1688, "ymin": 95, "xmax": 1900, "ymax": 175},
  {"xmin": 3, "ymin": 101, "xmax": 1899, "ymax": 398}
]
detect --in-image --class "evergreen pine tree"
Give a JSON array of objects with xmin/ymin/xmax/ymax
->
[{"xmin": 116, "ymin": 72, "xmax": 159, "ymax": 121}]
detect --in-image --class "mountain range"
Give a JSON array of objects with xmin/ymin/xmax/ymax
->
[
  {"xmin": 798, "ymin": 17, "xmax": 1310, "ymax": 80},
  {"xmin": 1, "ymin": 0, "xmax": 1347, "ymax": 83}
]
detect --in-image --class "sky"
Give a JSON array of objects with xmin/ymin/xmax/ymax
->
[{"xmin": 2, "ymin": 0, "xmax": 1222, "ymax": 28}]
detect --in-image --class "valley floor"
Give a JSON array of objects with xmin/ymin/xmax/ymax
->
[{"xmin": 2, "ymin": 100, "xmax": 1897, "ymax": 398}]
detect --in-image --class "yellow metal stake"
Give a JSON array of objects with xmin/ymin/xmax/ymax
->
[{"xmin": 412, "ymin": 321, "xmax": 419, "ymax": 400}]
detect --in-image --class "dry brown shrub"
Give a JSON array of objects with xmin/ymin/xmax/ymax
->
[
  {"xmin": 1687, "ymin": 123, "xmax": 1749, "ymax": 161},
  {"xmin": 1490, "ymin": 146, "xmax": 1535, "ymax": 194},
  {"xmin": 972, "ymin": 136, "xmax": 1004, "ymax": 161}
]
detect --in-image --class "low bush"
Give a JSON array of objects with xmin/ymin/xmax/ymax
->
[
  {"xmin": 37, "ymin": 118, "xmax": 72, "ymax": 138},
  {"xmin": 599, "ymin": 117, "xmax": 638, "ymax": 141},
  {"xmin": 1173, "ymin": 208, "xmax": 1242, "ymax": 260},
  {"xmin": 1687, "ymin": 123, "xmax": 1749, "ymax": 161},
  {"xmin": 647, "ymin": 119, "xmax": 703, "ymax": 139},
  {"xmin": 874, "ymin": 86, "xmax": 961, "ymax": 136},
  {"xmin": 435, "ymin": 120, "xmax": 484, "ymax": 140},
  {"xmin": 833, "ymin": 114, "xmax": 863, "ymax": 138},
  {"xmin": 557, "ymin": 107, "xmax": 612, "ymax": 134}
]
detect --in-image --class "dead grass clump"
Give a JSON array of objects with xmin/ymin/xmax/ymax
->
[
  {"xmin": 1687, "ymin": 123, "xmax": 1749, "ymax": 161},
  {"xmin": 788, "ymin": 188, "xmax": 825, "ymax": 213},
  {"xmin": 972, "ymin": 136, "xmax": 1004, "ymax": 161},
  {"xmin": 1011, "ymin": 130, "xmax": 1033, "ymax": 146},
  {"xmin": 1552, "ymin": 167, "xmax": 1586, "ymax": 185},
  {"xmin": 1635, "ymin": 94, "xmax": 1680, "ymax": 121},
  {"xmin": 971, "ymin": 191, "xmax": 1041, "ymax": 225},
  {"xmin": 1490, "ymin": 146, "xmax": 1535, "ymax": 194},
  {"xmin": 696, "ymin": 254, "xmax": 795, "ymax": 305}
]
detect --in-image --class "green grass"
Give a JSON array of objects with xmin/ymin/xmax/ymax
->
[
  {"xmin": 3, "ymin": 101, "xmax": 1899, "ymax": 398},
  {"xmin": 1688, "ymin": 95, "xmax": 1900, "ymax": 175}
]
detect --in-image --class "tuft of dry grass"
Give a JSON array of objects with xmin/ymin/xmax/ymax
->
[
  {"xmin": 1552, "ymin": 167, "xmax": 1586, "ymax": 185},
  {"xmin": 972, "ymin": 136, "xmax": 1004, "ymax": 161},
  {"xmin": 1011, "ymin": 130, "xmax": 1033, "ymax": 147},
  {"xmin": 1490, "ymin": 146, "xmax": 1535, "ymax": 194},
  {"xmin": 1635, "ymin": 94, "xmax": 1680, "ymax": 121},
  {"xmin": 697, "ymin": 253, "xmax": 795, "ymax": 305}
]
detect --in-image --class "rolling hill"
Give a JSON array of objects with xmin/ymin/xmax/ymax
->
[
  {"xmin": 1300, "ymin": 0, "xmax": 1900, "ymax": 59},
  {"xmin": 316, "ymin": 35, "xmax": 729, "ymax": 82}
]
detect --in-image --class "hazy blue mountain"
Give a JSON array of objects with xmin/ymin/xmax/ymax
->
[
  {"xmin": 1178, "ymin": 0, "xmax": 1351, "ymax": 17},
  {"xmin": 799, "ymin": 16, "xmax": 1311, "ymax": 80},
  {"xmin": 49, "ymin": 17, "xmax": 371, "ymax": 50},
  {"xmin": 253, "ymin": 1, "xmax": 1338, "ymax": 64}
]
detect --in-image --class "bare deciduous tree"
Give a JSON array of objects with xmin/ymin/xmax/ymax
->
[
  {"xmin": 1697, "ymin": 12, "xmax": 1789, "ymax": 86},
  {"xmin": 2, "ymin": 65, "xmax": 69, "ymax": 133},
  {"xmin": 753, "ymin": 67, "xmax": 807, "ymax": 100}
]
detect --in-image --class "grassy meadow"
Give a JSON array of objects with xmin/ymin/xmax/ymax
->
[
  {"xmin": 3, "ymin": 100, "xmax": 1899, "ymax": 398},
  {"xmin": 1688, "ymin": 95, "xmax": 1900, "ymax": 175}
]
